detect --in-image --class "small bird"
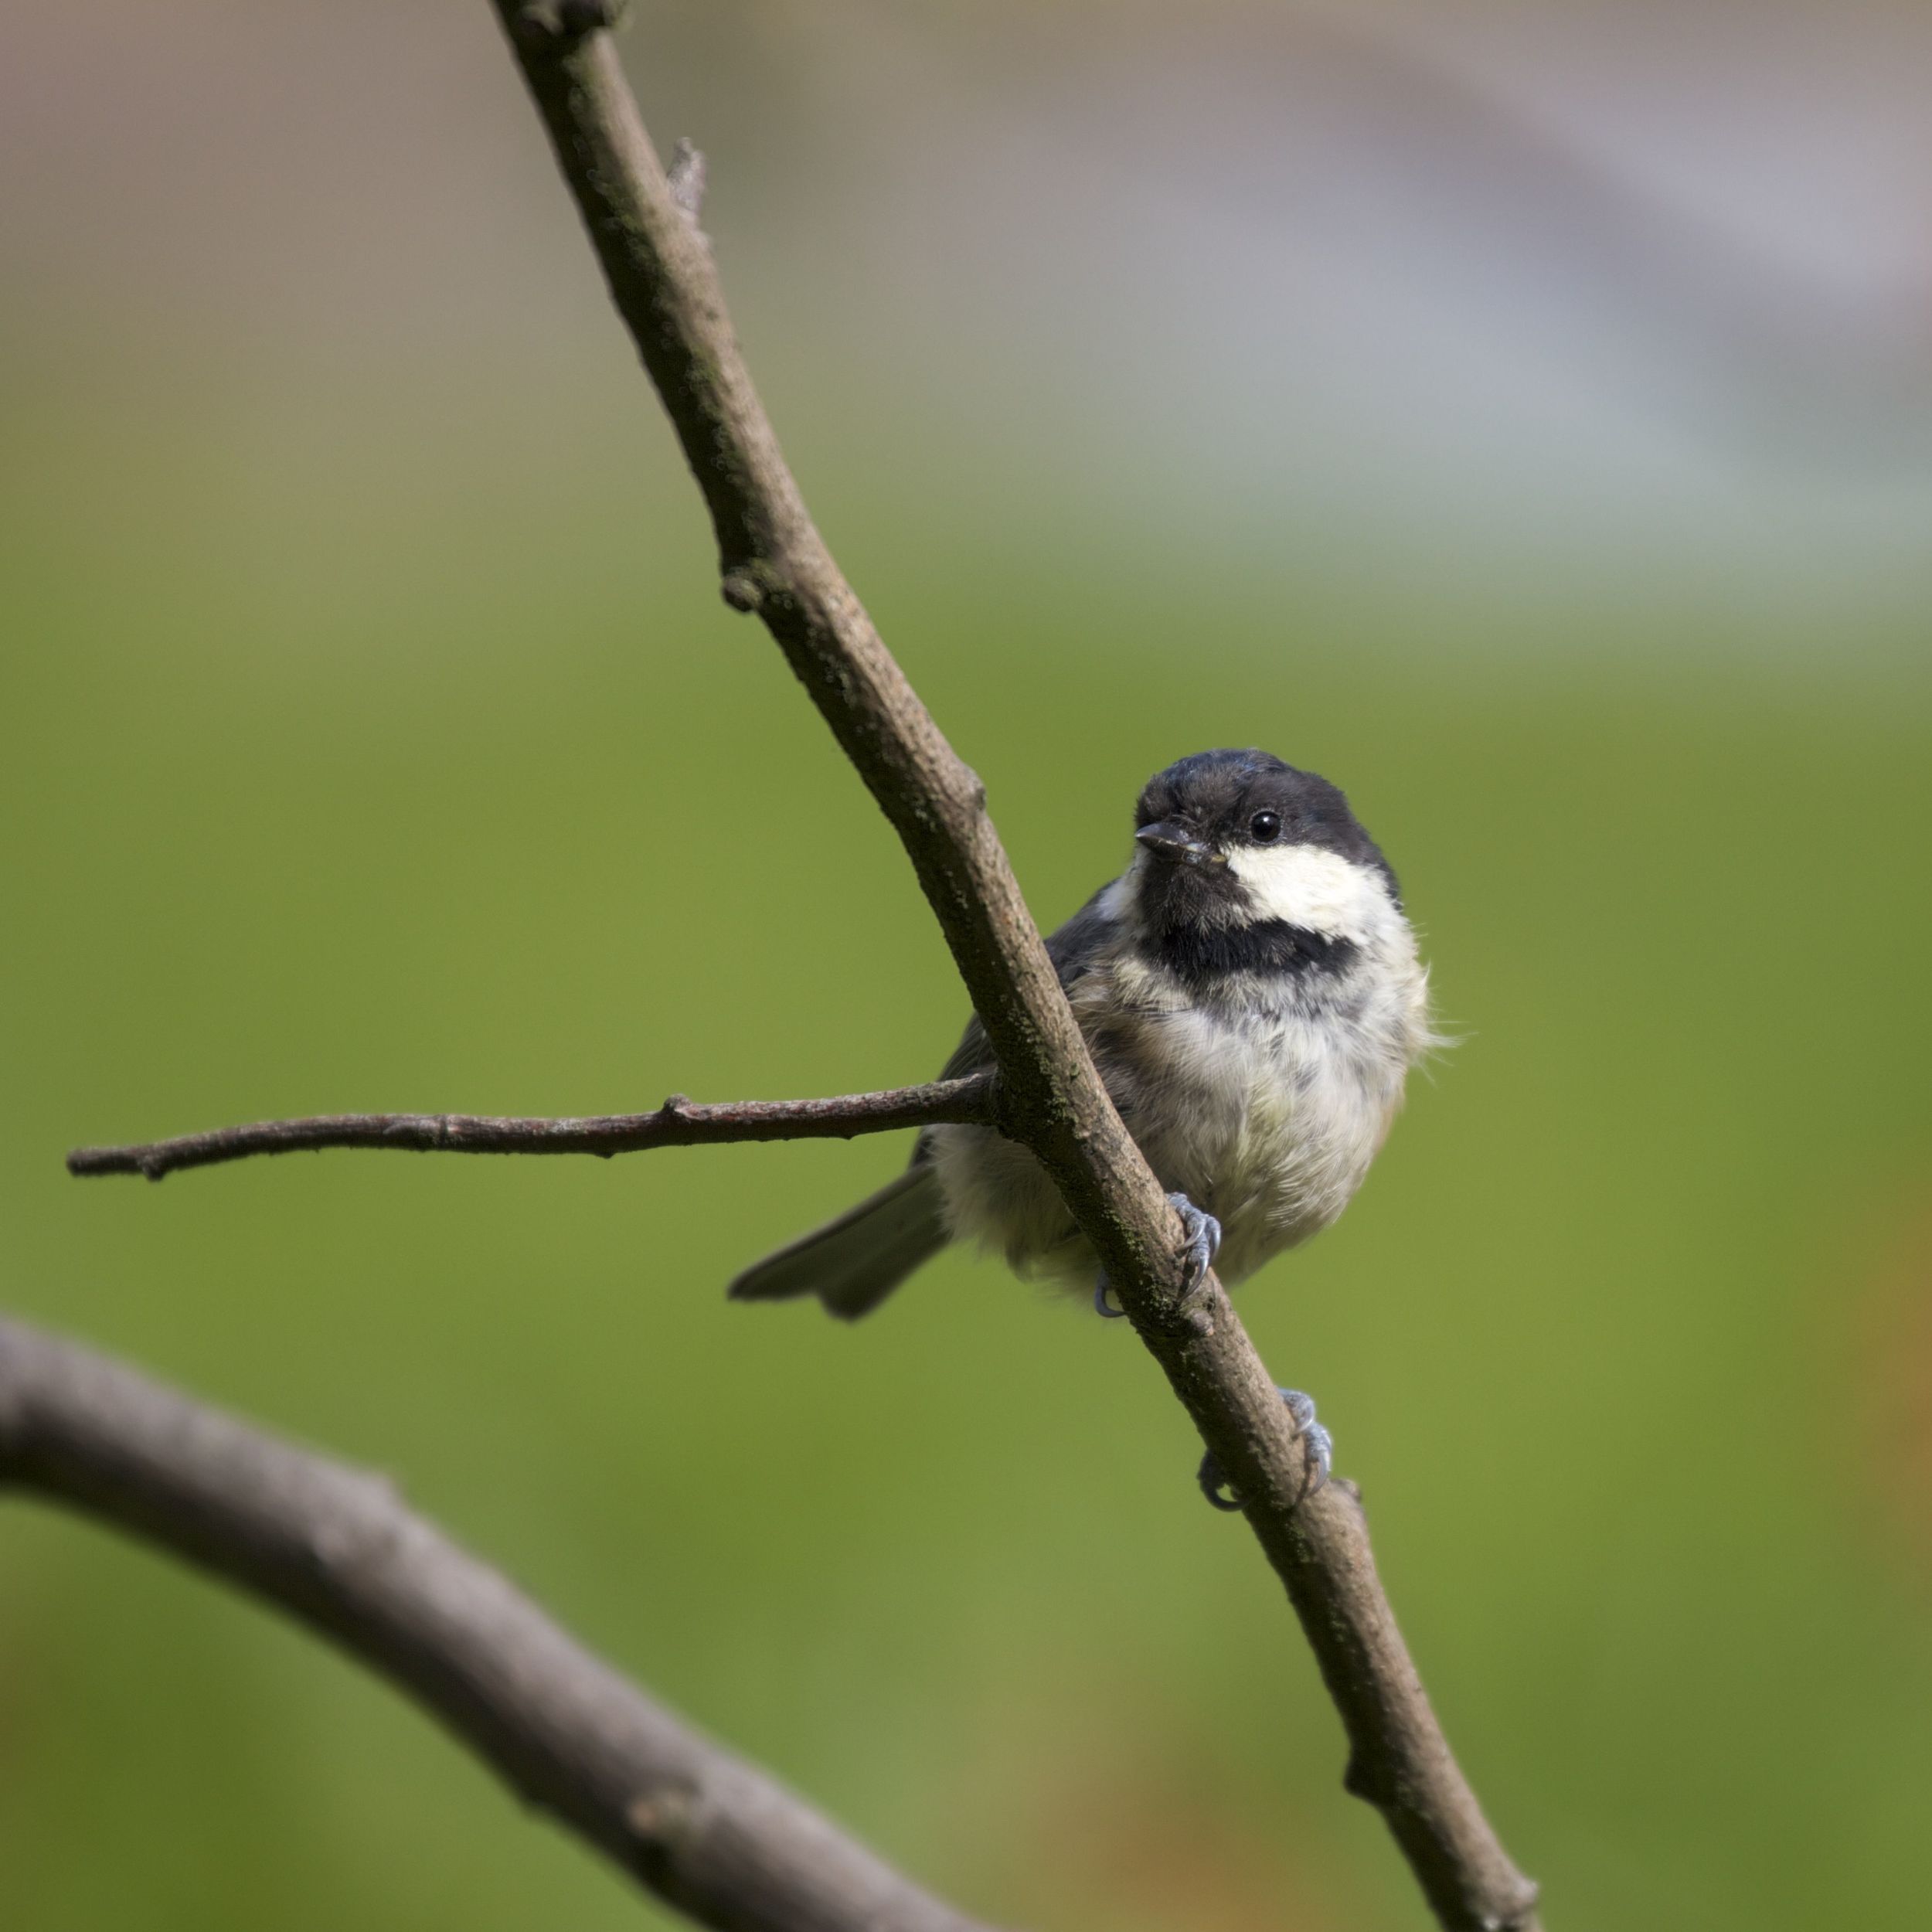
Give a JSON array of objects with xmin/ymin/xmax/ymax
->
[{"xmin": 730, "ymin": 749, "xmax": 1441, "ymax": 1499}]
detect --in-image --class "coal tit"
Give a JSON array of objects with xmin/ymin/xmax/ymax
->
[{"xmin": 732, "ymin": 750, "xmax": 1439, "ymax": 1367}]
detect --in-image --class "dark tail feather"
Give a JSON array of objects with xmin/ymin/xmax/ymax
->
[{"xmin": 727, "ymin": 1165, "xmax": 948, "ymax": 1320}]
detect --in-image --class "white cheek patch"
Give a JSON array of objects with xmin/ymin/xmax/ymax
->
[{"xmin": 1223, "ymin": 842, "xmax": 1389, "ymax": 938}]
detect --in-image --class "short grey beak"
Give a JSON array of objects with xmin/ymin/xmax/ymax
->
[{"xmin": 1136, "ymin": 821, "xmax": 1222, "ymax": 867}]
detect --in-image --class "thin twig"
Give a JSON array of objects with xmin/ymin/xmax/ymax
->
[
  {"xmin": 0, "ymin": 1317, "xmax": 1000, "ymax": 1932},
  {"xmin": 67, "ymin": 1076, "xmax": 997, "ymax": 1182},
  {"xmin": 488, "ymin": 8, "xmax": 1541, "ymax": 1927}
]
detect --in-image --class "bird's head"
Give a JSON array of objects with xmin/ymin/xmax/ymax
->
[{"xmin": 1127, "ymin": 749, "xmax": 1400, "ymax": 941}]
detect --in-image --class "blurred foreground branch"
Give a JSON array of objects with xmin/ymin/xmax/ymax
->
[
  {"xmin": 0, "ymin": 1316, "xmax": 1001, "ymax": 1932},
  {"xmin": 67, "ymin": 1077, "xmax": 996, "ymax": 1182}
]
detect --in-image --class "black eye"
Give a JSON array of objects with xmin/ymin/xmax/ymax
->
[{"xmin": 1250, "ymin": 811, "xmax": 1282, "ymax": 842}]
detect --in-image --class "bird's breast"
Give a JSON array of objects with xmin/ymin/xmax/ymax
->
[{"xmin": 1077, "ymin": 961, "xmax": 1406, "ymax": 1281}]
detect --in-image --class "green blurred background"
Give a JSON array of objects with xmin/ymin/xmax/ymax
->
[{"xmin": 4, "ymin": 3, "xmax": 1931, "ymax": 1928}]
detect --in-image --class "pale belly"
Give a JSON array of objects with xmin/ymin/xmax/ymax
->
[{"xmin": 927, "ymin": 997, "xmax": 1406, "ymax": 1293}]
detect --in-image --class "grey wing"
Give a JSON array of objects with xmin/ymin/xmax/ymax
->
[
  {"xmin": 912, "ymin": 879, "xmax": 1122, "ymax": 1164},
  {"xmin": 729, "ymin": 880, "xmax": 1125, "ymax": 1318}
]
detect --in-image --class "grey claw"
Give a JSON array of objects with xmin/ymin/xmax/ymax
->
[
  {"xmin": 1165, "ymin": 1191, "xmax": 1222, "ymax": 1298},
  {"xmin": 1277, "ymin": 1390, "xmax": 1332, "ymax": 1488},
  {"xmin": 1095, "ymin": 1195, "xmax": 1219, "ymax": 1320},
  {"xmin": 1197, "ymin": 1386, "xmax": 1333, "ymax": 1512},
  {"xmin": 1298, "ymin": 1420, "xmax": 1334, "ymax": 1491},
  {"xmin": 1198, "ymin": 1453, "xmax": 1245, "ymax": 1511}
]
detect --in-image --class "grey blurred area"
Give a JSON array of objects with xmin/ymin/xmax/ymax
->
[{"xmin": 4, "ymin": 0, "xmax": 1929, "ymax": 645}]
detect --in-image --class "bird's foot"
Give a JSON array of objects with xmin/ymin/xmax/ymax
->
[
  {"xmin": 1167, "ymin": 1192, "xmax": 1222, "ymax": 1298},
  {"xmin": 1198, "ymin": 1388, "xmax": 1332, "ymax": 1512},
  {"xmin": 1092, "ymin": 1192, "xmax": 1221, "ymax": 1319}
]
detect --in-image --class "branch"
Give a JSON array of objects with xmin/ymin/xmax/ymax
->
[
  {"xmin": 0, "ymin": 1316, "xmax": 1002, "ymax": 1932},
  {"xmin": 489, "ymin": 9, "xmax": 1541, "ymax": 1929},
  {"xmin": 66, "ymin": 1077, "xmax": 996, "ymax": 1182}
]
